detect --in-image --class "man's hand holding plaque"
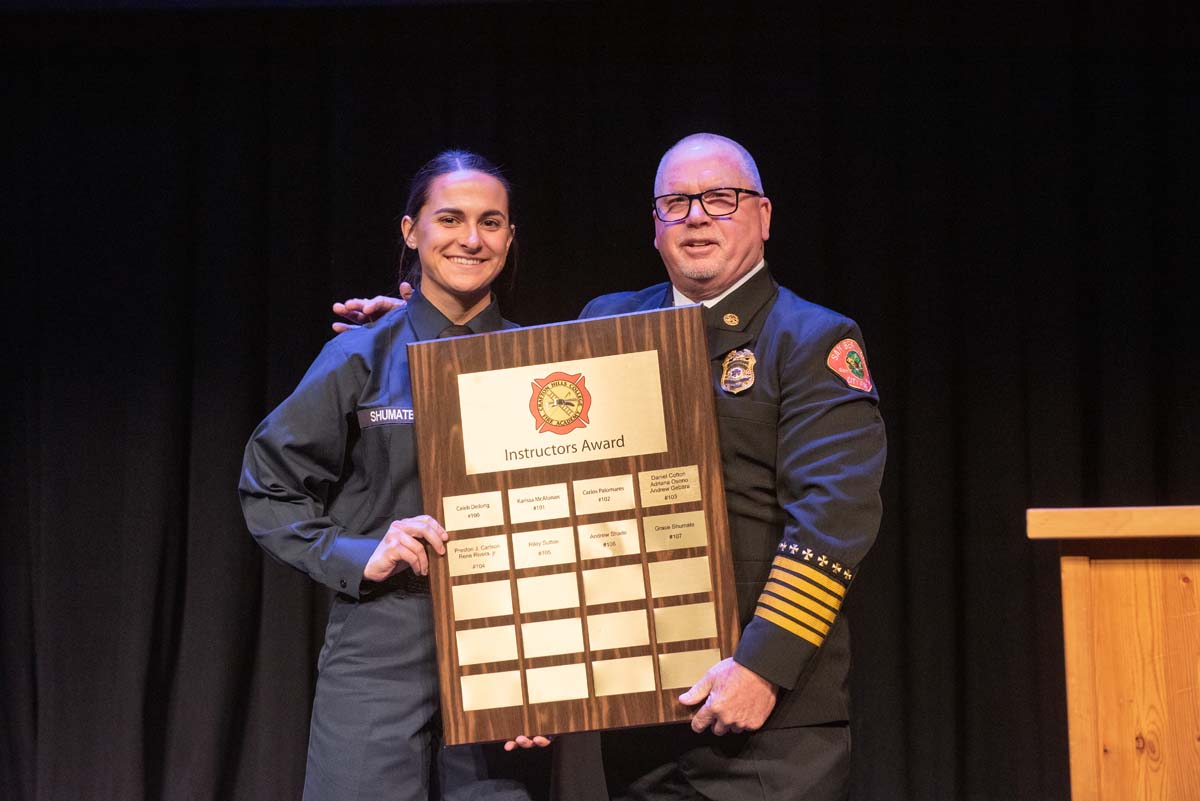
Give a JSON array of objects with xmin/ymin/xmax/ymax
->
[{"xmin": 678, "ymin": 657, "xmax": 778, "ymax": 736}]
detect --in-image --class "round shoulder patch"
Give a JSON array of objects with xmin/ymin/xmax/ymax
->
[{"xmin": 826, "ymin": 338, "xmax": 873, "ymax": 392}]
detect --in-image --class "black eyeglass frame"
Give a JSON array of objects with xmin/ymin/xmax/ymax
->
[{"xmin": 652, "ymin": 187, "xmax": 762, "ymax": 222}]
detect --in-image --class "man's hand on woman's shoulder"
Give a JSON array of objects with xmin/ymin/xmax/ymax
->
[{"xmin": 331, "ymin": 283, "xmax": 415, "ymax": 333}]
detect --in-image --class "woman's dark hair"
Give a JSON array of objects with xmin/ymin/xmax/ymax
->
[{"xmin": 398, "ymin": 149, "xmax": 517, "ymax": 291}]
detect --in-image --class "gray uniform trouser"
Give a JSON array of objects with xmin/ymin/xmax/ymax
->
[{"xmin": 303, "ymin": 589, "xmax": 538, "ymax": 801}]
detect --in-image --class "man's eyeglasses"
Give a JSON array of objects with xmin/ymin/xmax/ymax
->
[{"xmin": 652, "ymin": 187, "xmax": 761, "ymax": 222}]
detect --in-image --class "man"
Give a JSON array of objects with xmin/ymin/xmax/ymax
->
[
  {"xmin": 579, "ymin": 133, "xmax": 885, "ymax": 800},
  {"xmin": 338, "ymin": 134, "xmax": 886, "ymax": 800}
]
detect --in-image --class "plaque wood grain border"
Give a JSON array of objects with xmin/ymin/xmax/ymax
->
[{"xmin": 409, "ymin": 305, "xmax": 738, "ymax": 746}]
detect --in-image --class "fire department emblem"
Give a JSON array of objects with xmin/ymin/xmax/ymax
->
[
  {"xmin": 826, "ymin": 338, "xmax": 873, "ymax": 392},
  {"xmin": 529, "ymin": 372, "xmax": 592, "ymax": 434}
]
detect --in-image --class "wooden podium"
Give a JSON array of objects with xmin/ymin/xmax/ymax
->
[{"xmin": 1027, "ymin": 506, "xmax": 1200, "ymax": 801}]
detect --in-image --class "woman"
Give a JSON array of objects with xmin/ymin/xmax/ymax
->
[{"xmin": 239, "ymin": 151, "xmax": 546, "ymax": 801}]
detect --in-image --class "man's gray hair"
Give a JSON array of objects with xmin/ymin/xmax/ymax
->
[{"xmin": 654, "ymin": 133, "xmax": 764, "ymax": 194}]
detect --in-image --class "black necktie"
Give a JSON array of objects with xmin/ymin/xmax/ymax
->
[{"xmin": 437, "ymin": 324, "xmax": 472, "ymax": 338}]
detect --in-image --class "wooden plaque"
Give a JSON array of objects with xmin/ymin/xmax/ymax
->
[{"xmin": 408, "ymin": 305, "xmax": 739, "ymax": 745}]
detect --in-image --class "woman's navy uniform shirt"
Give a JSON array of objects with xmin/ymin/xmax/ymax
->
[{"xmin": 239, "ymin": 291, "xmax": 514, "ymax": 597}]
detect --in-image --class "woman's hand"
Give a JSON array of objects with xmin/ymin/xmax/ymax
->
[{"xmin": 363, "ymin": 515, "xmax": 448, "ymax": 582}]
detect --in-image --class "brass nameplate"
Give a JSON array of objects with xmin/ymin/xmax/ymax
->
[
  {"xmin": 511, "ymin": 526, "xmax": 576, "ymax": 569},
  {"xmin": 582, "ymin": 563, "xmax": 648, "ymax": 605},
  {"xmin": 447, "ymin": 534, "xmax": 510, "ymax": 577},
  {"xmin": 457, "ymin": 351, "xmax": 668, "ymax": 476},
  {"xmin": 658, "ymin": 648, "xmax": 722, "ymax": 689},
  {"xmin": 592, "ymin": 655, "xmax": 657, "ymax": 696},
  {"xmin": 443, "ymin": 490, "xmax": 505, "ymax": 531},
  {"xmin": 587, "ymin": 610, "xmax": 651, "ymax": 650},
  {"xmin": 461, "ymin": 671, "xmax": 524, "ymax": 711},
  {"xmin": 452, "ymin": 579, "xmax": 513, "ymax": 621},
  {"xmin": 648, "ymin": 556, "xmax": 712, "ymax": 597},
  {"xmin": 653, "ymin": 602, "xmax": 718, "ymax": 643},
  {"xmin": 576, "ymin": 518, "xmax": 641, "ymax": 560},
  {"xmin": 516, "ymin": 572, "xmax": 580, "ymax": 613},
  {"xmin": 508, "ymin": 482, "xmax": 571, "ymax": 524},
  {"xmin": 456, "ymin": 625, "xmax": 518, "ymax": 665},
  {"xmin": 643, "ymin": 510, "xmax": 708, "ymax": 552},
  {"xmin": 526, "ymin": 663, "xmax": 589, "ymax": 704},
  {"xmin": 573, "ymin": 474, "xmax": 636, "ymax": 516},
  {"xmin": 638, "ymin": 465, "xmax": 702, "ymax": 507},
  {"xmin": 522, "ymin": 617, "xmax": 585, "ymax": 658}
]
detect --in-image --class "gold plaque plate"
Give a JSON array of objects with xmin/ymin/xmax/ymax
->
[
  {"xmin": 648, "ymin": 556, "xmax": 712, "ymax": 598},
  {"xmin": 592, "ymin": 656, "xmax": 657, "ymax": 696},
  {"xmin": 516, "ymin": 572, "xmax": 580, "ymax": 613},
  {"xmin": 522, "ymin": 618, "xmax": 585, "ymax": 658},
  {"xmin": 526, "ymin": 663, "xmax": 590, "ymax": 705},
  {"xmin": 658, "ymin": 648, "xmax": 722, "ymax": 689},
  {"xmin": 587, "ymin": 610, "xmax": 651, "ymax": 651}
]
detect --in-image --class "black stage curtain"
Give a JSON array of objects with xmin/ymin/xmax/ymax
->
[{"xmin": 2, "ymin": 5, "xmax": 1196, "ymax": 801}]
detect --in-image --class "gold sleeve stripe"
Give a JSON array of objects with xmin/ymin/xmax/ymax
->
[
  {"xmin": 774, "ymin": 555, "xmax": 847, "ymax": 597},
  {"xmin": 764, "ymin": 579, "xmax": 837, "ymax": 624},
  {"xmin": 768, "ymin": 568, "xmax": 843, "ymax": 612},
  {"xmin": 758, "ymin": 594, "xmax": 831, "ymax": 636},
  {"xmin": 755, "ymin": 606, "xmax": 825, "ymax": 648}
]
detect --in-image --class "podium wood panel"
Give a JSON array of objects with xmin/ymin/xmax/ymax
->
[
  {"xmin": 1028, "ymin": 507, "xmax": 1200, "ymax": 801},
  {"xmin": 1027, "ymin": 505, "xmax": 1200, "ymax": 540},
  {"xmin": 409, "ymin": 306, "xmax": 739, "ymax": 745}
]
